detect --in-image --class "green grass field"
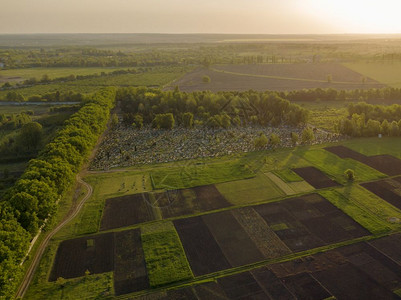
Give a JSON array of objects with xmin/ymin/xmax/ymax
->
[
  {"xmin": 24, "ymin": 272, "xmax": 114, "ymax": 300},
  {"xmin": 296, "ymin": 147, "xmax": 386, "ymax": 184},
  {"xmin": 216, "ymin": 173, "xmax": 285, "ymax": 205},
  {"xmin": 0, "ymin": 67, "xmax": 127, "ymax": 80},
  {"xmin": 273, "ymin": 168, "xmax": 303, "ymax": 182},
  {"xmin": 0, "ymin": 66, "xmax": 189, "ymax": 98},
  {"xmin": 345, "ymin": 62, "xmax": 401, "ymax": 88},
  {"xmin": 151, "ymin": 158, "xmax": 255, "ymax": 190},
  {"xmin": 319, "ymin": 186, "xmax": 401, "ymax": 235},
  {"xmin": 141, "ymin": 222, "xmax": 193, "ymax": 287}
]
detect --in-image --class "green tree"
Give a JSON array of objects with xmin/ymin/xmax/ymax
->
[
  {"xmin": 301, "ymin": 127, "xmax": 315, "ymax": 144},
  {"xmin": 254, "ymin": 133, "xmax": 268, "ymax": 149},
  {"xmin": 182, "ymin": 112, "xmax": 194, "ymax": 128},
  {"xmin": 345, "ymin": 169, "xmax": 355, "ymax": 181},
  {"xmin": 17, "ymin": 122, "xmax": 43, "ymax": 152},
  {"xmin": 270, "ymin": 133, "xmax": 280, "ymax": 148},
  {"xmin": 381, "ymin": 119, "xmax": 390, "ymax": 136},
  {"xmin": 133, "ymin": 114, "xmax": 143, "ymax": 129},
  {"xmin": 111, "ymin": 114, "xmax": 119, "ymax": 128},
  {"xmin": 389, "ymin": 120, "xmax": 399, "ymax": 136},
  {"xmin": 202, "ymin": 75, "xmax": 211, "ymax": 83}
]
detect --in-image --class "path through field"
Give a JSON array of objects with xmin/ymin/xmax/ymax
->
[{"xmin": 15, "ymin": 175, "xmax": 93, "ymax": 299}]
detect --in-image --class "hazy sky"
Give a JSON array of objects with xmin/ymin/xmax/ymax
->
[{"xmin": 1, "ymin": 0, "xmax": 401, "ymax": 34}]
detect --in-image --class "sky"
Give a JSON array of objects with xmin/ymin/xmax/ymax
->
[{"xmin": 1, "ymin": 0, "xmax": 401, "ymax": 34}]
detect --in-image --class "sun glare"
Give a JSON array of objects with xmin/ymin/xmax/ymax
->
[{"xmin": 305, "ymin": 0, "xmax": 401, "ymax": 33}]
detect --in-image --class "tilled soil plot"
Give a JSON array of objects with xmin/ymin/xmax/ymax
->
[
  {"xmin": 161, "ymin": 185, "xmax": 231, "ymax": 219},
  {"xmin": 49, "ymin": 232, "xmax": 114, "ymax": 281},
  {"xmin": 114, "ymin": 229, "xmax": 149, "ymax": 296},
  {"xmin": 101, "ymin": 185, "xmax": 231, "ymax": 230},
  {"xmin": 202, "ymin": 210, "xmax": 265, "ymax": 267},
  {"xmin": 254, "ymin": 194, "xmax": 369, "ymax": 252},
  {"xmin": 361, "ymin": 179, "xmax": 401, "ymax": 210},
  {"xmin": 133, "ymin": 238, "xmax": 401, "ymax": 299},
  {"xmin": 173, "ymin": 216, "xmax": 231, "ymax": 276},
  {"xmin": 100, "ymin": 193, "xmax": 154, "ymax": 230},
  {"xmin": 167, "ymin": 64, "xmax": 384, "ymax": 92},
  {"xmin": 325, "ymin": 145, "xmax": 401, "ymax": 176},
  {"xmin": 231, "ymin": 207, "xmax": 292, "ymax": 258},
  {"xmin": 292, "ymin": 167, "xmax": 340, "ymax": 189},
  {"xmin": 280, "ymin": 272, "xmax": 331, "ymax": 300},
  {"xmin": 370, "ymin": 233, "xmax": 401, "ymax": 266}
]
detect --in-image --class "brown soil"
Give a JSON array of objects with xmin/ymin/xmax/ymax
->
[
  {"xmin": 167, "ymin": 64, "xmax": 384, "ymax": 92},
  {"xmin": 49, "ymin": 232, "xmax": 114, "ymax": 281},
  {"xmin": 202, "ymin": 210, "xmax": 265, "ymax": 267},
  {"xmin": 292, "ymin": 167, "xmax": 340, "ymax": 189},
  {"xmin": 173, "ymin": 216, "xmax": 230, "ymax": 276}
]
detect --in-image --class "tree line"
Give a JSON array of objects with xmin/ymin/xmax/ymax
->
[
  {"xmin": 337, "ymin": 102, "xmax": 401, "ymax": 137},
  {"xmin": 0, "ymin": 87, "xmax": 116, "ymax": 299},
  {"xmin": 118, "ymin": 87, "xmax": 309, "ymax": 129},
  {"xmin": 284, "ymin": 87, "xmax": 401, "ymax": 103}
]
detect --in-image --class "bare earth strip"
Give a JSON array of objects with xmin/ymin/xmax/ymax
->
[
  {"xmin": 232, "ymin": 207, "xmax": 292, "ymax": 259},
  {"xmin": 264, "ymin": 172, "xmax": 296, "ymax": 195}
]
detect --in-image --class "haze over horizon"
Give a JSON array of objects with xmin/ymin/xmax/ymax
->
[{"xmin": 1, "ymin": 0, "xmax": 401, "ymax": 35}]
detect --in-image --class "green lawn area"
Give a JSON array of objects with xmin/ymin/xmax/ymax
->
[
  {"xmin": 319, "ymin": 185, "xmax": 401, "ymax": 235},
  {"xmin": 151, "ymin": 158, "xmax": 254, "ymax": 190},
  {"xmin": 344, "ymin": 62, "xmax": 401, "ymax": 88},
  {"xmin": 216, "ymin": 173, "xmax": 285, "ymax": 205},
  {"xmin": 86, "ymin": 171, "xmax": 152, "ymax": 198},
  {"xmin": 296, "ymin": 148, "xmax": 386, "ymax": 184},
  {"xmin": 261, "ymin": 149, "xmax": 310, "ymax": 173},
  {"xmin": 141, "ymin": 222, "xmax": 193, "ymax": 287},
  {"xmin": 25, "ymin": 272, "xmax": 114, "ymax": 300},
  {"xmin": 273, "ymin": 168, "xmax": 303, "ymax": 182}
]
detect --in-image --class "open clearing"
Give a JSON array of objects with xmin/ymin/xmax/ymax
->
[{"xmin": 167, "ymin": 63, "xmax": 385, "ymax": 92}]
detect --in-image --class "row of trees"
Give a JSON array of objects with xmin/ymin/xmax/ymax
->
[
  {"xmin": 337, "ymin": 103, "xmax": 401, "ymax": 137},
  {"xmin": 284, "ymin": 87, "xmax": 401, "ymax": 102},
  {"xmin": 337, "ymin": 114, "xmax": 401, "ymax": 137},
  {"xmin": 2, "ymin": 91, "xmax": 84, "ymax": 103},
  {"xmin": 0, "ymin": 88, "xmax": 116, "ymax": 298},
  {"xmin": 118, "ymin": 87, "xmax": 309, "ymax": 129},
  {"xmin": 347, "ymin": 102, "xmax": 401, "ymax": 122},
  {"xmin": 0, "ymin": 112, "xmax": 31, "ymax": 130}
]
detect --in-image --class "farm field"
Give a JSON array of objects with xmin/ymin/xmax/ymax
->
[
  {"xmin": 345, "ymin": 62, "xmax": 401, "ymax": 88},
  {"xmin": 132, "ymin": 234, "xmax": 401, "ymax": 300},
  {"xmin": 167, "ymin": 63, "xmax": 386, "ymax": 92},
  {"xmin": 0, "ymin": 66, "xmax": 188, "ymax": 99},
  {"xmin": 27, "ymin": 137, "xmax": 401, "ymax": 299},
  {"xmin": 0, "ymin": 67, "xmax": 128, "ymax": 81}
]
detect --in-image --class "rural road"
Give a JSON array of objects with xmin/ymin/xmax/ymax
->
[{"xmin": 15, "ymin": 175, "xmax": 93, "ymax": 299}]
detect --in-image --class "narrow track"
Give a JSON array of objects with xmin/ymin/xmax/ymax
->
[{"xmin": 15, "ymin": 175, "xmax": 93, "ymax": 299}]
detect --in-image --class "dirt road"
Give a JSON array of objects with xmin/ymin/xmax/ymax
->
[{"xmin": 15, "ymin": 176, "xmax": 93, "ymax": 299}]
